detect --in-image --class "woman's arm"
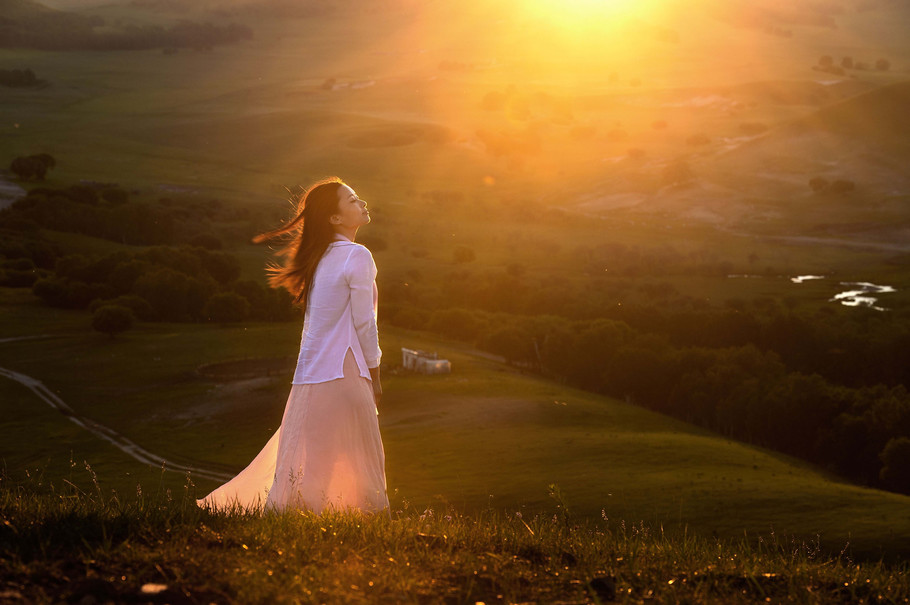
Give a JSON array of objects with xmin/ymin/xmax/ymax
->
[
  {"xmin": 369, "ymin": 365, "xmax": 382, "ymax": 406},
  {"xmin": 345, "ymin": 247, "xmax": 382, "ymax": 400}
]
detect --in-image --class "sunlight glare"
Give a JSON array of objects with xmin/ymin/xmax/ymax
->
[{"xmin": 524, "ymin": 0, "xmax": 662, "ymax": 23}]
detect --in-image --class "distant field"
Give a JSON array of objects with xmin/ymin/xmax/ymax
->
[
  {"xmin": 2, "ymin": 0, "xmax": 909, "ymax": 229},
  {"xmin": 1, "ymin": 294, "xmax": 908, "ymax": 559}
]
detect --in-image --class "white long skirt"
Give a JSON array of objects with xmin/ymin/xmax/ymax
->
[{"xmin": 197, "ymin": 349, "xmax": 389, "ymax": 515}]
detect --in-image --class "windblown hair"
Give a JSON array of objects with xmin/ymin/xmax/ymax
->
[{"xmin": 252, "ymin": 177, "xmax": 344, "ymax": 311}]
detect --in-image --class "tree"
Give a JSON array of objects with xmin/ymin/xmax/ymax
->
[
  {"xmin": 427, "ymin": 308, "xmax": 485, "ymax": 341},
  {"xmin": 9, "ymin": 157, "xmax": 40, "ymax": 180},
  {"xmin": 818, "ymin": 55, "xmax": 834, "ymax": 68},
  {"xmin": 880, "ymin": 437, "xmax": 910, "ymax": 494},
  {"xmin": 204, "ymin": 292, "xmax": 250, "ymax": 325},
  {"xmin": 661, "ymin": 159, "xmax": 694, "ymax": 186},
  {"xmin": 91, "ymin": 305, "xmax": 134, "ymax": 338},
  {"xmin": 133, "ymin": 268, "xmax": 194, "ymax": 321},
  {"xmin": 875, "ymin": 58, "xmax": 891, "ymax": 71},
  {"xmin": 829, "ymin": 179, "xmax": 855, "ymax": 194},
  {"xmin": 101, "ymin": 187, "xmax": 129, "ymax": 205},
  {"xmin": 90, "ymin": 294, "xmax": 155, "ymax": 321},
  {"xmin": 9, "ymin": 154, "xmax": 56, "ymax": 180},
  {"xmin": 809, "ymin": 177, "xmax": 829, "ymax": 193},
  {"xmin": 200, "ymin": 250, "xmax": 241, "ymax": 284},
  {"xmin": 188, "ymin": 233, "xmax": 223, "ymax": 250},
  {"xmin": 482, "ymin": 326, "xmax": 533, "ymax": 365},
  {"xmin": 453, "ymin": 246, "xmax": 476, "ymax": 263}
]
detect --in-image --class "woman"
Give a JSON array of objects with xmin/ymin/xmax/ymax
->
[{"xmin": 197, "ymin": 177, "xmax": 389, "ymax": 515}]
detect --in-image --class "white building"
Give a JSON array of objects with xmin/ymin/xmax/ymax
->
[{"xmin": 401, "ymin": 347, "xmax": 451, "ymax": 374}]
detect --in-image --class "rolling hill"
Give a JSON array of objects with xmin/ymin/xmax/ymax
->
[{"xmin": 1, "ymin": 297, "xmax": 908, "ymax": 559}]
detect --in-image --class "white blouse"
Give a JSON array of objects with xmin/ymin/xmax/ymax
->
[{"xmin": 292, "ymin": 233, "xmax": 381, "ymax": 384}]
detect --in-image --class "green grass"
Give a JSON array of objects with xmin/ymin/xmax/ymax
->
[
  {"xmin": 1, "ymin": 477, "xmax": 908, "ymax": 604},
  {"xmin": 2, "ymin": 297, "xmax": 910, "ymax": 562}
]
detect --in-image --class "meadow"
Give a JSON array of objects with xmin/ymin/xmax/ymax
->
[
  {"xmin": 2, "ymin": 293, "xmax": 909, "ymax": 562},
  {"xmin": 2, "ymin": 0, "xmax": 910, "ymax": 600},
  {"xmin": 3, "ymin": 481, "xmax": 909, "ymax": 604}
]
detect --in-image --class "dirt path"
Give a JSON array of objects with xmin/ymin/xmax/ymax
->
[
  {"xmin": 724, "ymin": 229, "xmax": 910, "ymax": 253},
  {"xmin": 0, "ymin": 366, "xmax": 233, "ymax": 483},
  {"xmin": 0, "ymin": 176, "xmax": 25, "ymax": 211}
]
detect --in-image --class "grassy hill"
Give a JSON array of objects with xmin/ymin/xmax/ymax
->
[
  {"xmin": 1, "ymin": 291, "xmax": 909, "ymax": 561},
  {"xmin": 787, "ymin": 79, "xmax": 910, "ymax": 145},
  {"xmin": 3, "ymin": 483, "xmax": 909, "ymax": 604},
  {"xmin": 0, "ymin": 0, "xmax": 57, "ymax": 19}
]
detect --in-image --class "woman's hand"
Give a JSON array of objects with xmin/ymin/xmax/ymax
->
[{"xmin": 369, "ymin": 366, "xmax": 382, "ymax": 408}]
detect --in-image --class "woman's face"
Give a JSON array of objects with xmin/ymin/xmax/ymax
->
[{"xmin": 331, "ymin": 184, "xmax": 370, "ymax": 230}]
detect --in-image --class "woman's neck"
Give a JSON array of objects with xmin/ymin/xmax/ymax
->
[{"xmin": 333, "ymin": 226, "xmax": 357, "ymax": 242}]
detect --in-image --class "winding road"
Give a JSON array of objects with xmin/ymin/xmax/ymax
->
[{"xmin": 0, "ymin": 365, "xmax": 232, "ymax": 483}]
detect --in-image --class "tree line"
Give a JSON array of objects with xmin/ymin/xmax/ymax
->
[
  {"xmin": 3, "ymin": 176, "xmax": 908, "ymax": 493},
  {"xmin": 4, "ymin": 183, "xmax": 267, "ymax": 247},
  {"xmin": 0, "ymin": 181, "xmax": 294, "ymax": 330},
  {"xmin": 381, "ymin": 303, "xmax": 910, "ymax": 495},
  {"xmin": 0, "ymin": 68, "xmax": 45, "ymax": 88},
  {"xmin": 0, "ymin": 8, "xmax": 252, "ymax": 51}
]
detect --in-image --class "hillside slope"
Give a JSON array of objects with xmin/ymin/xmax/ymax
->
[
  {"xmin": 786, "ymin": 80, "xmax": 910, "ymax": 147},
  {"xmin": 1, "ymin": 299, "xmax": 908, "ymax": 558},
  {"xmin": 0, "ymin": 0, "xmax": 56, "ymax": 19}
]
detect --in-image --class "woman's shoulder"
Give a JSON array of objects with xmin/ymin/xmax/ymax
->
[
  {"xmin": 342, "ymin": 242, "xmax": 377, "ymax": 274},
  {"xmin": 350, "ymin": 241, "xmax": 377, "ymax": 257}
]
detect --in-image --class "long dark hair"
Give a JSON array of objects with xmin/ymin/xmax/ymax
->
[{"xmin": 252, "ymin": 177, "xmax": 344, "ymax": 311}]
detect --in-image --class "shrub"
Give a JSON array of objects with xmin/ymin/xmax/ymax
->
[
  {"xmin": 481, "ymin": 326, "xmax": 534, "ymax": 365},
  {"xmin": 569, "ymin": 125, "xmax": 596, "ymax": 140},
  {"xmin": 427, "ymin": 308, "xmax": 485, "ymax": 341},
  {"xmin": 606, "ymin": 128, "xmax": 628, "ymax": 141},
  {"xmin": 739, "ymin": 122, "xmax": 768, "ymax": 135},
  {"xmin": 481, "ymin": 91, "xmax": 506, "ymax": 111},
  {"xmin": 65, "ymin": 184, "xmax": 100, "ymax": 205},
  {"xmin": 661, "ymin": 159, "xmax": 694, "ymax": 186},
  {"xmin": 453, "ymin": 246, "xmax": 476, "ymax": 264},
  {"xmin": 876, "ymin": 58, "xmax": 891, "ymax": 71},
  {"xmin": 200, "ymin": 250, "xmax": 241, "ymax": 285},
  {"xmin": 32, "ymin": 277, "xmax": 99, "ymax": 309},
  {"xmin": 91, "ymin": 305, "xmax": 134, "ymax": 338},
  {"xmin": 0, "ymin": 68, "xmax": 42, "ymax": 87},
  {"xmin": 133, "ymin": 268, "xmax": 211, "ymax": 321},
  {"xmin": 385, "ymin": 304, "xmax": 430, "ymax": 330},
  {"xmin": 2, "ymin": 258, "xmax": 35, "ymax": 271},
  {"xmin": 188, "ymin": 233, "xmax": 223, "ymax": 250},
  {"xmin": 809, "ymin": 177, "xmax": 829, "ymax": 193},
  {"xmin": 0, "ymin": 269, "xmax": 37, "ymax": 287},
  {"xmin": 204, "ymin": 292, "xmax": 250, "ymax": 324},
  {"xmin": 818, "ymin": 55, "xmax": 834, "ymax": 68},
  {"xmin": 506, "ymin": 263, "xmax": 526, "ymax": 277},
  {"xmin": 89, "ymin": 295, "xmax": 155, "ymax": 321},
  {"xmin": 9, "ymin": 154, "xmax": 55, "ymax": 181},
  {"xmin": 829, "ymin": 179, "xmax": 855, "ymax": 194},
  {"xmin": 101, "ymin": 188, "xmax": 129, "ymax": 205},
  {"xmin": 880, "ymin": 437, "xmax": 910, "ymax": 494}
]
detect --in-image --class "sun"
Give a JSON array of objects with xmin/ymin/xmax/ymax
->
[{"xmin": 526, "ymin": 0, "xmax": 658, "ymax": 21}]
